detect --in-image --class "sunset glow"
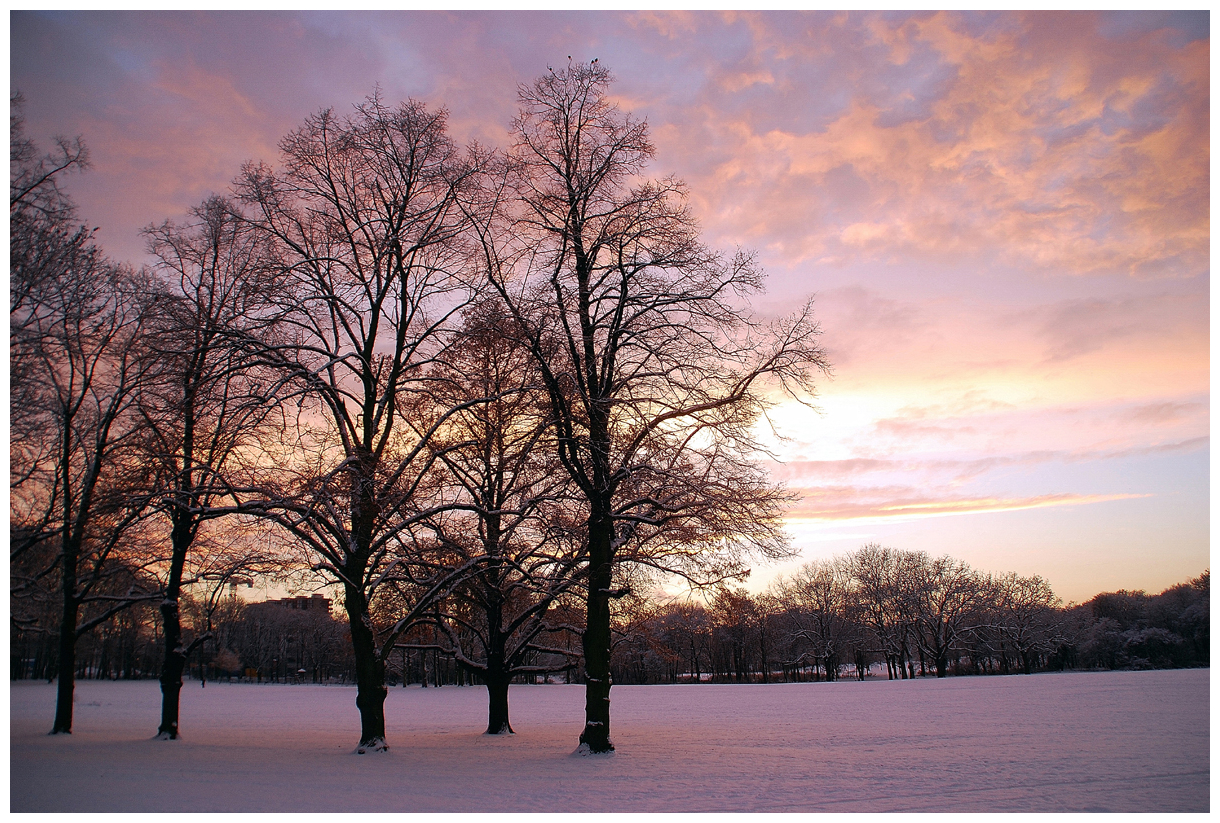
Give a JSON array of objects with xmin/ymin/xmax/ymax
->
[{"xmin": 11, "ymin": 10, "xmax": 1209, "ymax": 603}]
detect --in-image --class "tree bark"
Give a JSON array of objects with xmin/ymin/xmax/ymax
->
[
  {"xmin": 483, "ymin": 566, "xmax": 514, "ymax": 734},
  {"xmin": 156, "ymin": 598, "xmax": 186, "ymax": 738},
  {"xmin": 51, "ymin": 584, "xmax": 78, "ymax": 734},
  {"xmin": 485, "ymin": 672, "xmax": 513, "ymax": 735},
  {"xmin": 345, "ymin": 582, "xmax": 388, "ymax": 752},
  {"xmin": 157, "ymin": 506, "xmax": 193, "ymax": 739},
  {"xmin": 345, "ymin": 448, "xmax": 389, "ymax": 752},
  {"xmin": 51, "ymin": 431, "xmax": 79, "ymax": 735},
  {"xmin": 578, "ymin": 511, "xmax": 614, "ymax": 753}
]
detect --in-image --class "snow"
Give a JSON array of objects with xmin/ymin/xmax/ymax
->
[{"xmin": 10, "ymin": 669, "xmax": 1208, "ymax": 812}]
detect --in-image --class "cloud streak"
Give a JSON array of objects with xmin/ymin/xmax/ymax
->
[{"xmin": 786, "ymin": 490, "xmax": 1153, "ymax": 522}]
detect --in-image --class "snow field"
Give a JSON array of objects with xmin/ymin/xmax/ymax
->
[{"xmin": 9, "ymin": 668, "xmax": 1208, "ymax": 812}]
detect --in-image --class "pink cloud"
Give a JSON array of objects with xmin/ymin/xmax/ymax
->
[
  {"xmin": 767, "ymin": 435, "xmax": 1208, "ymax": 490},
  {"xmin": 786, "ymin": 487, "xmax": 1152, "ymax": 522},
  {"xmin": 649, "ymin": 12, "xmax": 1207, "ymax": 280}
]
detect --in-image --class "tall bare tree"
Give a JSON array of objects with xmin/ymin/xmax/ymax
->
[
  {"xmin": 849, "ymin": 543, "xmax": 911, "ymax": 679},
  {"xmin": 395, "ymin": 300, "xmax": 585, "ymax": 734},
  {"xmin": 233, "ymin": 93, "xmax": 481, "ymax": 752},
  {"xmin": 475, "ymin": 62, "xmax": 829, "ymax": 751},
  {"xmin": 139, "ymin": 196, "xmax": 283, "ymax": 739},
  {"xmin": 11, "ymin": 100, "xmax": 162, "ymax": 733},
  {"xmin": 11, "ymin": 91, "xmax": 93, "ymax": 551},
  {"xmin": 992, "ymin": 572, "xmax": 1063, "ymax": 674},
  {"xmin": 775, "ymin": 558, "xmax": 855, "ymax": 681}
]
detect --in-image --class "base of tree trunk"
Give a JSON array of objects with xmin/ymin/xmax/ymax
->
[
  {"xmin": 576, "ymin": 725, "xmax": 614, "ymax": 754},
  {"xmin": 573, "ymin": 740, "xmax": 615, "ymax": 756},
  {"xmin": 485, "ymin": 678, "xmax": 513, "ymax": 735},
  {"xmin": 355, "ymin": 737, "xmax": 388, "ymax": 754}
]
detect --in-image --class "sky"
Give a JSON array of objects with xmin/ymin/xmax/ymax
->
[{"xmin": 10, "ymin": 10, "xmax": 1210, "ymax": 604}]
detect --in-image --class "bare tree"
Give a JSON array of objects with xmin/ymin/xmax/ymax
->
[
  {"xmin": 233, "ymin": 93, "xmax": 481, "ymax": 752},
  {"xmin": 13, "ymin": 254, "xmax": 160, "ymax": 732},
  {"xmin": 474, "ymin": 61, "xmax": 828, "ymax": 752},
  {"xmin": 993, "ymin": 572, "xmax": 1063, "ymax": 674},
  {"xmin": 906, "ymin": 553, "xmax": 986, "ymax": 678},
  {"xmin": 849, "ymin": 543, "xmax": 911, "ymax": 680},
  {"xmin": 11, "ymin": 92, "xmax": 94, "ymax": 554},
  {"xmin": 11, "ymin": 102, "xmax": 165, "ymax": 733},
  {"xmin": 774, "ymin": 558, "xmax": 855, "ymax": 681},
  {"xmin": 139, "ymin": 196, "xmax": 283, "ymax": 739},
  {"xmin": 709, "ymin": 588, "xmax": 766, "ymax": 682},
  {"xmin": 389, "ymin": 300, "xmax": 585, "ymax": 733}
]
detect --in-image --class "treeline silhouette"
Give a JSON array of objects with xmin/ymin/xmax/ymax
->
[
  {"xmin": 611, "ymin": 560, "xmax": 1209, "ymax": 684},
  {"xmin": 13, "ymin": 549, "xmax": 1207, "ymax": 685}
]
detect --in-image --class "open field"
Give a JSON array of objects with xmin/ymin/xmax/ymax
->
[{"xmin": 10, "ymin": 668, "xmax": 1208, "ymax": 812}]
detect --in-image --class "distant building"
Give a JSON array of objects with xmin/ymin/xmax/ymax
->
[{"xmin": 264, "ymin": 593, "xmax": 333, "ymax": 614}]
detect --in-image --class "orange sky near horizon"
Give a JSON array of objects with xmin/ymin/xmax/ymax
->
[{"xmin": 10, "ymin": 10, "xmax": 1210, "ymax": 604}]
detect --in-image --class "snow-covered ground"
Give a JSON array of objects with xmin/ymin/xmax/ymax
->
[{"xmin": 10, "ymin": 669, "xmax": 1208, "ymax": 812}]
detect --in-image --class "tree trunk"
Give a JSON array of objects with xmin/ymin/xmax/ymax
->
[
  {"xmin": 51, "ymin": 432, "xmax": 80, "ymax": 735},
  {"xmin": 485, "ymin": 672, "xmax": 513, "ymax": 735},
  {"xmin": 344, "ymin": 450, "xmax": 388, "ymax": 752},
  {"xmin": 344, "ymin": 582, "xmax": 387, "ymax": 752},
  {"xmin": 51, "ymin": 589, "xmax": 78, "ymax": 734},
  {"xmin": 578, "ymin": 511, "xmax": 614, "ymax": 753},
  {"xmin": 758, "ymin": 623, "xmax": 769, "ymax": 684},
  {"xmin": 157, "ymin": 508, "xmax": 193, "ymax": 739},
  {"xmin": 483, "ymin": 566, "xmax": 514, "ymax": 734},
  {"xmin": 156, "ymin": 598, "xmax": 187, "ymax": 738}
]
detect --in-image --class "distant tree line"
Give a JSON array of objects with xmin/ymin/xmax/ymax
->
[
  {"xmin": 609, "ymin": 552, "xmax": 1209, "ymax": 684},
  {"xmin": 1058, "ymin": 571, "xmax": 1210, "ymax": 671},
  {"xmin": 12, "ymin": 550, "xmax": 1207, "ymax": 689}
]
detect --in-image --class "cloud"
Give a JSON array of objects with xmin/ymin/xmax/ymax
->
[
  {"xmin": 786, "ymin": 488, "xmax": 1151, "ymax": 522},
  {"xmin": 862, "ymin": 393, "xmax": 1209, "ymax": 457},
  {"xmin": 1125, "ymin": 402, "xmax": 1208, "ymax": 424},
  {"xmin": 649, "ymin": 12, "xmax": 1208, "ymax": 279},
  {"xmin": 13, "ymin": 11, "xmax": 1207, "ymax": 283},
  {"xmin": 767, "ymin": 434, "xmax": 1208, "ymax": 489},
  {"xmin": 812, "ymin": 286, "xmax": 930, "ymax": 369},
  {"xmin": 969, "ymin": 291, "xmax": 1210, "ymax": 367}
]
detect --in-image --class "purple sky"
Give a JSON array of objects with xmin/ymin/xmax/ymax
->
[{"xmin": 11, "ymin": 11, "xmax": 1210, "ymax": 602}]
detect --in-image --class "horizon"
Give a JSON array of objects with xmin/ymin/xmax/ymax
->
[{"xmin": 10, "ymin": 10, "xmax": 1210, "ymax": 604}]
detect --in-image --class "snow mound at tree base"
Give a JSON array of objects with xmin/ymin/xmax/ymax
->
[
  {"xmin": 571, "ymin": 741, "xmax": 615, "ymax": 757},
  {"xmin": 355, "ymin": 737, "xmax": 388, "ymax": 754}
]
